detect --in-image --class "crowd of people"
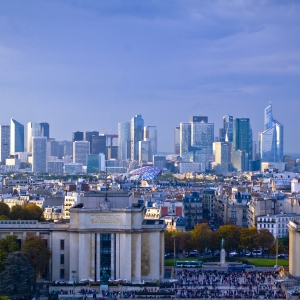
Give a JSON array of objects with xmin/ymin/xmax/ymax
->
[{"xmin": 55, "ymin": 269, "xmax": 286, "ymax": 299}]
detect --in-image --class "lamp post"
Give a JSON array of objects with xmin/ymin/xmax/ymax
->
[{"xmin": 71, "ymin": 270, "xmax": 76, "ymax": 298}]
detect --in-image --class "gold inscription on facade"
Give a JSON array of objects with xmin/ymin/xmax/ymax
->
[{"xmin": 90, "ymin": 215, "xmax": 121, "ymax": 225}]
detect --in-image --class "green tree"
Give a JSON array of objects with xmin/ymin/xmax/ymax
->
[
  {"xmin": 0, "ymin": 251, "xmax": 34, "ymax": 297},
  {"xmin": 255, "ymin": 229, "xmax": 275, "ymax": 257},
  {"xmin": 191, "ymin": 223, "xmax": 212, "ymax": 255},
  {"xmin": 0, "ymin": 216, "xmax": 10, "ymax": 221},
  {"xmin": 0, "ymin": 203, "xmax": 10, "ymax": 218},
  {"xmin": 9, "ymin": 205, "xmax": 24, "ymax": 220},
  {"xmin": 217, "ymin": 224, "xmax": 241, "ymax": 255},
  {"xmin": 0, "ymin": 235, "xmax": 20, "ymax": 270},
  {"xmin": 240, "ymin": 227, "xmax": 258, "ymax": 254},
  {"xmin": 21, "ymin": 235, "xmax": 52, "ymax": 280},
  {"xmin": 23, "ymin": 203, "xmax": 44, "ymax": 221}
]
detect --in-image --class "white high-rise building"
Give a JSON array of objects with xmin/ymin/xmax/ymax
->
[
  {"xmin": 259, "ymin": 104, "xmax": 283, "ymax": 163},
  {"xmin": 73, "ymin": 141, "xmax": 90, "ymax": 165},
  {"xmin": 27, "ymin": 122, "xmax": 41, "ymax": 153},
  {"xmin": 32, "ymin": 137, "xmax": 47, "ymax": 173},
  {"xmin": 10, "ymin": 119, "xmax": 24, "ymax": 154},
  {"xmin": 0, "ymin": 125, "xmax": 10, "ymax": 163},
  {"xmin": 144, "ymin": 126, "xmax": 157, "ymax": 160},
  {"xmin": 212, "ymin": 142, "xmax": 231, "ymax": 173}
]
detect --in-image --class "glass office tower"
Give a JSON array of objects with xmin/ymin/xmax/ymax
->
[{"xmin": 259, "ymin": 104, "xmax": 283, "ymax": 162}]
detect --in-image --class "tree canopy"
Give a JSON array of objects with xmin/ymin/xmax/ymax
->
[
  {"xmin": 9, "ymin": 203, "xmax": 44, "ymax": 221},
  {"xmin": 21, "ymin": 235, "xmax": 52, "ymax": 279},
  {"xmin": 0, "ymin": 235, "xmax": 20, "ymax": 270},
  {"xmin": 0, "ymin": 251, "xmax": 34, "ymax": 296},
  {"xmin": 164, "ymin": 223, "xmax": 278, "ymax": 256}
]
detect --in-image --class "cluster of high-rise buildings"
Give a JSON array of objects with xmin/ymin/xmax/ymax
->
[
  {"xmin": 0, "ymin": 104, "xmax": 285, "ymax": 175},
  {"xmin": 175, "ymin": 103, "xmax": 284, "ymax": 174}
]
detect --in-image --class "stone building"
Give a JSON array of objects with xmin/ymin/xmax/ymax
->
[{"xmin": 0, "ymin": 190, "xmax": 165, "ymax": 283}]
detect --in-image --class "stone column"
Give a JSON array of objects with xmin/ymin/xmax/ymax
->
[{"xmin": 96, "ymin": 233, "xmax": 101, "ymax": 281}]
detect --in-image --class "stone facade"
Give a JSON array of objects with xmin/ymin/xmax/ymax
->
[{"xmin": 0, "ymin": 191, "xmax": 165, "ymax": 283}]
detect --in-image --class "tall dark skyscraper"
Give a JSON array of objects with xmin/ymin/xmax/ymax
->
[
  {"xmin": 39, "ymin": 122, "xmax": 50, "ymax": 139},
  {"xmin": 232, "ymin": 118, "xmax": 252, "ymax": 171},
  {"xmin": 72, "ymin": 131, "xmax": 84, "ymax": 142},
  {"xmin": 91, "ymin": 134, "xmax": 107, "ymax": 157},
  {"xmin": 84, "ymin": 131, "xmax": 99, "ymax": 152}
]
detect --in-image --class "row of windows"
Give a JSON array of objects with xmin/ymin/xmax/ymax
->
[{"xmin": 0, "ymin": 221, "xmax": 37, "ymax": 224}]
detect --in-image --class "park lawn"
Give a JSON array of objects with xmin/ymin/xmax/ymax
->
[
  {"xmin": 245, "ymin": 258, "xmax": 289, "ymax": 267},
  {"xmin": 165, "ymin": 257, "xmax": 289, "ymax": 267}
]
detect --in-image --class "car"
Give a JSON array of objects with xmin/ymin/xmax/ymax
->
[
  {"xmin": 278, "ymin": 254, "xmax": 288, "ymax": 259},
  {"xmin": 229, "ymin": 251, "xmax": 238, "ymax": 257}
]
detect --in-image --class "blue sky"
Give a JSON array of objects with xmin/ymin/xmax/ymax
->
[{"xmin": 0, "ymin": 0, "xmax": 300, "ymax": 153}]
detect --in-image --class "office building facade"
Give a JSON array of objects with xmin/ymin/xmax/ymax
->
[
  {"xmin": 118, "ymin": 122, "xmax": 131, "ymax": 160},
  {"xmin": 32, "ymin": 137, "xmax": 47, "ymax": 173},
  {"xmin": 131, "ymin": 115, "xmax": 144, "ymax": 161},
  {"xmin": 212, "ymin": 142, "xmax": 231, "ymax": 173},
  {"xmin": 39, "ymin": 122, "xmax": 50, "ymax": 139},
  {"xmin": 73, "ymin": 141, "xmax": 90, "ymax": 165},
  {"xmin": 174, "ymin": 127, "xmax": 180, "ymax": 155},
  {"xmin": 10, "ymin": 119, "xmax": 24, "ymax": 154},
  {"xmin": 0, "ymin": 125, "xmax": 10, "ymax": 163},
  {"xmin": 259, "ymin": 104, "xmax": 283, "ymax": 163},
  {"xmin": 232, "ymin": 118, "xmax": 252, "ymax": 171},
  {"xmin": 144, "ymin": 126, "xmax": 157, "ymax": 160},
  {"xmin": 27, "ymin": 122, "xmax": 41, "ymax": 153}
]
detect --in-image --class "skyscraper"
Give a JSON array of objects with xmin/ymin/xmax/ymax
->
[
  {"xmin": 84, "ymin": 131, "xmax": 99, "ymax": 152},
  {"xmin": 138, "ymin": 140, "xmax": 151, "ymax": 163},
  {"xmin": 221, "ymin": 115, "xmax": 233, "ymax": 142},
  {"xmin": 174, "ymin": 127, "xmax": 180, "ymax": 155},
  {"xmin": 212, "ymin": 142, "xmax": 231, "ymax": 173},
  {"xmin": 130, "ymin": 115, "xmax": 144, "ymax": 161},
  {"xmin": 259, "ymin": 104, "xmax": 283, "ymax": 162},
  {"xmin": 232, "ymin": 118, "xmax": 252, "ymax": 171},
  {"xmin": 0, "ymin": 125, "xmax": 10, "ymax": 163},
  {"xmin": 32, "ymin": 137, "xmax": 47, "ymax": 173},
  {"xmin": 118, "ymin": 122, "xmax": 131, "ymax": 160},
  {"xmin": 39, "ymin": 122, "xmax": 50, "ymax": 139},
  {"xmin": 144, "ymin": 126, "xmax": 157, "ymax": 160},
  {"xmin": 10, "ymin": 119, "xmax": 24, "ymax": 154},
  {"xmin": 73, "ymin": 141, "xmax": 90, "ymax": 165},
  {"xmin": 72, "ymin": 131, "xmax": 84, "ymax": 142},
  {"xmin": 191, "ymin": 120, "xmax": 214, "ymax": 154},
  {"xmin": 91, "ymin": 135, "xmax": 106, "ymax": 156},
  {"xmin": 180, "ymin": 122, "xmax": 191, "ymax": 161},
  {"xmin": 27, "ymin": 122, "xmax": 40, "ymax": 153}
]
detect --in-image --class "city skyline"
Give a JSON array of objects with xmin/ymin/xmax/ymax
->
[{"xmin": 0, "ymin": 1, "xmax": 300, "ymax": 153}]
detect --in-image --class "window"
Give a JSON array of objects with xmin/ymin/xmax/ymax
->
[
  {"xmin": 60, "ymin": 240, "xmax": 65, "ymax": 251},
  {"xmin": 60, "ymin": 254, "xmax": 64, "ymax": 264},
  {"xmin": 60, "ymin": 269, "xmax": 65, "ymax": 279}
]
